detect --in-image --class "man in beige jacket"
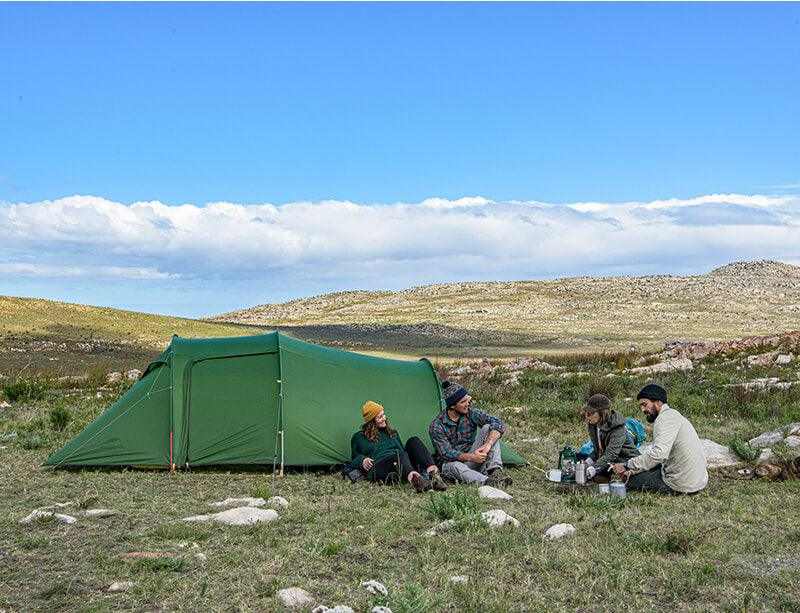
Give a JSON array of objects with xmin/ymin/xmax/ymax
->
[{"xmin": 611, "ymin": 384, "xmax": 708, "ymax": 494}]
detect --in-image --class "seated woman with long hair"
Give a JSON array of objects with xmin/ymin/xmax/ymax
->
[{"xmin": 348, "ymin": 401, "xmax": 448, "ymax": 493}]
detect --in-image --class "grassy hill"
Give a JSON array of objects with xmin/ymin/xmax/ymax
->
[
  {"xmin": 213, "ymin": 259, "xmax": 800, "ymax": 355},
  {"xmin": 0, "ymin": 296, "xmax": 263, "ymax": 376}
]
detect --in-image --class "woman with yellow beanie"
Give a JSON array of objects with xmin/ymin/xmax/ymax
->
[{"xmin": 346, "ymin": 400, "xmax": 448, "ymax": 492}]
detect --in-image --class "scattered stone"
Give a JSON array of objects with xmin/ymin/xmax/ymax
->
[
  {"xmin": 277, "ymin": 587, "xmax": 315, "ymax": 609},
  {"xmin": 193, "ymin": 552, "xmax": 208, "ymax": 564},
  {"xmin": 126, "ymin": 369, "xmax": 142, "ymax": 381},
  {"xmin": 267, "ymin": 496, "xmax": 289, "ymax": 509},
  {"xmin": 481, "ymin": 509, "xmax": 519, "ymax": 528},
  {"xmin": 544, "ymin": 523, "xmax": 576, "ymax": 540},
  {"xmin": 183, "ymin": 506, "xmax": 279, "ymax": 526},
  {"xmin": 312, "ymin": 607, "xmax": 355, "ymax": 613},
  {"xmin": 747, "ymin": 352, "xmax": 778, "ymax": 367},
  {"xmin": 785, "ymin": 436, "xmax": 800, "ymax": 449},
  {"xmin": 95, "ymin": 391, "xmax": 103, "ymax": 398},
  {"xmin": 0, "ymin": 432, "xmax": 16, "ymax": 442},
  {"xmin": 82, "ymin": 508, "xmax": 116, "ymax": 518},
  {"xmin": 19, "ymin": 510, "xmax": 77, "ymax": 525},
  {"xmin": 208, "ymin": 497, "xmax": 266, "ymax": 509},
  {"xmin": 521, "ymin": 437, "xmax": 540, "ymax": 443},
  {"xmin": 0, "ymin": 401, "xmax": 11, "ymax": 409},
  {"xmin": 757, "ymin": 449, "xmax": 775, "ymax": 465},
  {"xmin": 449, "ymin": 575, "xmax": 469, "ymax": 584},
  {"xmin": 478, "ymin": 485, "xmax": 513, "ymax": 500},
  {"xmin": 749, "ymin": 423, "xmax": 800, "ymax": 448},
  {"xmin": 361, "ymin": 580, "xmax": 388, "ymax": 597},
  {"xmin": 626, "ymin": 357, "xmax": 693, "ymax": 375},
  {"xmin": 701, "ymin": 439, "xmax": 742, "ymax": 469},
  {"xmin": 107, "ymin": 581, "xmax": 135, "ymax": 593},
  {"xmin": 776, "ymin": 354, "xmax": 794, "ymax": 366},
  {"xmin": 371, "ymin": 607, "xmax": 393, "ymax": 613},
  {"xmin": 106, "ymin": 372, "xmax": 123, "ymax": 384}
]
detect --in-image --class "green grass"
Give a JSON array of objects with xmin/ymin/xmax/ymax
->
[{"xmin": 2, "ymin": 354, "xmax": 800, "ymax": 611}]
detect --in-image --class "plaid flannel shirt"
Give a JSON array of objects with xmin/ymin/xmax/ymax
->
[{"xmin": 428, "ymin": 406, "xmax": 506, "ymax": 462}]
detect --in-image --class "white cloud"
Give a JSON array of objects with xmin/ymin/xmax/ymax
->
[
  {"xmin": 1, "ymin": 193, "xmax": 799, "ymax": 289},
  {"xmin": 0, "ymin": 262, "xmax": 178, "ymax": 280}
]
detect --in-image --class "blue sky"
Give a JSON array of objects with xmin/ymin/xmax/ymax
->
[{"xmin": 1, "ymin": 3, "xmax": 799, "ymax": 316}]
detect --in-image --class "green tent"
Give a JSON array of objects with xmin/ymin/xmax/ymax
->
[{"xmin": 45, "ymin": 332, "xmax": 525, "ymax": 470}]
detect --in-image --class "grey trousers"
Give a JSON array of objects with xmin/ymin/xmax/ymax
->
[
  {"xmin": 627, "ymin": 465, "xmax": 675, "ymax": 494},
  {"xmin": 441, "ymin": 425, "xmax": 503, "ymax": 485}
]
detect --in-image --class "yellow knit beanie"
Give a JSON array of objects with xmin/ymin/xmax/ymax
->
[{"xmin": 361, "ymin": 400, "xmax": 383, "ymax": 423}]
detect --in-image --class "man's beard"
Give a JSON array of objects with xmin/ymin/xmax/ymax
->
[{"xmin": 645, "ymin": 411, "xmax": 658, "ymax": 423}]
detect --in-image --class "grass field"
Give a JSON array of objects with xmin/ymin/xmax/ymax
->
[{"xmin": 2, "ymin": 346, "xmax": 800, "ymax": 612}]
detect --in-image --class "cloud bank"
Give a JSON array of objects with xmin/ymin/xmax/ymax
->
[{"xmin": 1, "ymin": 193, "xmax": 799, "ymax": 292}]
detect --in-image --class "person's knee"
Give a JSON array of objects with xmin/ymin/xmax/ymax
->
[
  {"xmin": 478, "ymin": 424, "xmax": 491, "ymax": 435},
  {"xmin": 405, "ymin": 436, "xmax": 423, "ymax": 449}
]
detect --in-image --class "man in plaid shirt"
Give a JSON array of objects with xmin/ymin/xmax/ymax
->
[{"xmin": 428, "ymin": 381, "xmax": 512, "ymax": 487}]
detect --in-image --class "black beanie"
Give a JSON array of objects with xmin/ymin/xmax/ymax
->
[
  {"xmin": 637, "ymin": 383, "xmax": 667, "ymax": 404},
  {"xmin": 442, "ymin": 380, "xmax": 468, "ymax": 407}
]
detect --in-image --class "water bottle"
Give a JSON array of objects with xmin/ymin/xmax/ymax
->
[{"xmin": 575, "ymin": 460, "xmax": 586, "ymax": 485}]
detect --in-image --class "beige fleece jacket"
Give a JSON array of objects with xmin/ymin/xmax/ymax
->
[{"xmin": 627, "ymin": 404, "xmax": 708, "ymax": 493}]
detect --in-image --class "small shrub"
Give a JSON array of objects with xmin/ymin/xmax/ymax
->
[
  {"xmin": 19, "ymin": 432, "xmax": 46, "ymax": 449},
  {"xmin": 729, "ymin": 437, "xmax": 759, "ymax": 462},
  {"xmin": 422, "ymin": 488, "xmax": 480, "ymax": 522},
  {"xmin": 134, "ymin": 557, "xmax": 186, "ymax": 572},
  {"xmin": 2, "ymin": 378, "xmax": 49, "ymax": 403},
  {"xmin": 48, "ymin": 404, "xmax": 71, "ymax": 432},
  {"xmin": 85, "ymin": 363, "xmax": 112, "ymax": 388}
]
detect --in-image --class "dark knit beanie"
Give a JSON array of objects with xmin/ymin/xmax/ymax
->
[
  {"xmin": 584, "ymin": 393, "xmax": 612, "ymax": 413},
  {"xmin": 442, "ymin": 380, "xmax": 468, "ymax": 407},
  {"xmin": 637, "ymin": 383, "xmax": 667, "ymax": 404}
]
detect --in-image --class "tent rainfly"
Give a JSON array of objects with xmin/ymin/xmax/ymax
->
[{"xmin": 45, "ymin": 332, "xmax": 525, "ymax": 470}]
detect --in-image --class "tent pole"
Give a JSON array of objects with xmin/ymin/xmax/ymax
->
[{"xmin": 279, "ymin": 430, "xmax": 285, "ymax": 477}]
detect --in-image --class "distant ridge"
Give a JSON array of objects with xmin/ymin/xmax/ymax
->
[
  {"xmin": 710, "ymin": 259, "xmax": 800, "ymax": 278},
  {"xmin": 211, "ymin": 259, "xmax": 800, "ymax": 353}
]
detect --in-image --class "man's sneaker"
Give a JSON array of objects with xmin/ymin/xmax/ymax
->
[
  {"xmin": 410, "ymin": 473, "xmax": 430, "ymax": 493},
  {"xmin": 486, "ymin": 467, "xmax": 512, "ymax": 488},
  {"xmin": 430, "ymin": 472, "xmax": 448, "ymax": 491}
]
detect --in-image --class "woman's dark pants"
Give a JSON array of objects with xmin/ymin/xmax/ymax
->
[{"xmin": 371, "ymin": 437, "xmax": 435, "ymax": 483}]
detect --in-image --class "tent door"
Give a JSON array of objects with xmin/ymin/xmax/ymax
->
[{"xmin": 186, "ymin": 353, "xmax": 280, "ymax": 465}]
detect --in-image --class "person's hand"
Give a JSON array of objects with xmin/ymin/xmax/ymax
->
[
  {"xmin": 611, "ymin": 463, "xmax": 627, "ymax": 476},
  {"xmin": 475, "ymin": 443, "xmax": 492, "ymax": 456},
  {"xmin": 622, "ymin": 470, "xmax": 632, "ymax": 482},
  {"xmin": 586, "ymin": 465, "xmax": 597, "ymax": 480},
  {"xmin": 470, "ymin": 450, "xmax": 488, "ymax": 464},
  {"xmin": 362, "ymin": 457, "xmax": 374, "ymax": 471}
]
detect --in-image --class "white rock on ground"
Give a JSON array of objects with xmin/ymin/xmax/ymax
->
[
  {"xmin": 267, "ymin": 496, "xmax": 289, "ymax": 509},
  {"xmin": 361, "ymin": 580, "xmax": 388, "ymax": 597},
  {"xmin": 785, "ymin": 435, "xmax": 800, "ymax": 448},
  {"xmin": 193, "ymin": 552, "xmax": 208, "ymax": 564},
  {"xmin": 0, "ymin": 401, "xmax": 11, "ymax": 409},
  {"xmin": 481, "ymin": 509, "xmax": 520, "ymax": 528},
  {"xmin": 749, "ymin": 423, "xmax": 800, "ymax": 448},
  {"xmin": 701, "ymin": 439, "xmax": 742, "ymax": 469},
  {"xmin": 478, "ymin": 485, "xmax": 513, "ymax": 500},
  {"xmin": 776, "ymin": 353, "xmax": 794, "ymax": 365},
  {"xmin": 82, "ymin": 508, "xmax": 117, "ymax": 518},
  {"xmin": 371, "ymin": 607, "xmax": 393, "ymax": 613},
  {"xmin": 106, "ymin": 372, "xmax": 123, "ymax": 384},
  {"xmin": 449, "ymin": 575, "xmax": 469, "ymax": 584},
  {"xmin": 183, "ymin": 506, "xmax": 278, "ymax": 526},
  {"xmin": 126, "ymin": 369, "xmax": 142, "ymax": 381},
  {"xmin": 544, "ymin": 523, "xmax": 576, "ymax": 540},
  {"xmin": 747, "ymin": 352, "xmax": 778, "ymax": 367},
  {"xmin": 312, "ymin": 607, "xmax": 355, "ymax": 613},
  {"xmin": 626, "ymin": 358, "xmax": 693, "ymax": 375},
  {"xmin": 208, "ymin": 497, "xmax": 266, "ymax": 509},
  {"xmin": 19, "ymin": 510, "xmax": 77, "ymax": 525},
  {"xmin": 107, "ymin": 581, "xmax": 135, "ymax": 593},
  {"xmin": 757, "ymin": 448, "xmax": 775, "ymax": 464},
  {"xmin": 277, "ymin": 587, "xmax": 315, "ymax": 609}
]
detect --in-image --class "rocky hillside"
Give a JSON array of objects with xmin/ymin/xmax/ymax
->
[{"xmin": 212, "ymin": 260, "xmax": 800, "ymax": 353}]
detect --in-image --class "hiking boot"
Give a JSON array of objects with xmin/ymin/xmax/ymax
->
[
  {"xmin": 486, "ymin": 468, "xmax": 513, "ymax": 488},
  {"xmin": 430, "ymin": 472, "xmax": 448, "ymax": 491},
  {"xmin": 410, "ymin": 472, "xmax": 431, "ymax": 493}
]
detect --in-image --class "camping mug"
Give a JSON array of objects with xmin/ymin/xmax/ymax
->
[
  {"xmin": 609, "ymin": 482, "xmax": 626, "ymax": 498},
  {"xmin": 598, "ymin": 483, "xmax": 610, "ymax": 495}
]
